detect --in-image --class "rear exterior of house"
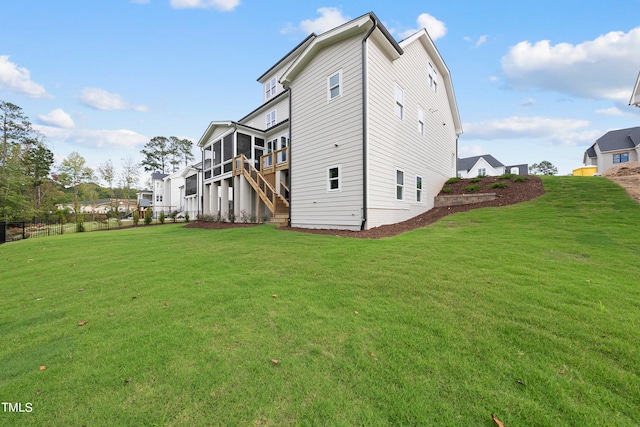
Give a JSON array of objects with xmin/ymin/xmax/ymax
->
[{"xmin": 197, "ymin": 12, "xmax": 462, "ymax": 231}]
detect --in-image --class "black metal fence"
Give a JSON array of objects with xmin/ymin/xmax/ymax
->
[{"xmin": 1, "ymin": 217, "xmax": 163, "ymax": 244}]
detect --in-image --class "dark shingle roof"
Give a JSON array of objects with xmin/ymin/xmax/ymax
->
[
  {"xmin": 457, "ymin": 154, "xmax": 504, "ymax": 172},
  {"xmin": 595, "ymin": 127, "xmax": 640, "ymax": 152}
]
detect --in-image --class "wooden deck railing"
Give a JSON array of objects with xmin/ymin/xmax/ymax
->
[
  {"xmin": 261, "ymin": 147, "xmax": 289, "ymax": 173},
  {"xmin": 233, "ymin": 154, "xmax": 289, "ymax": 214}
]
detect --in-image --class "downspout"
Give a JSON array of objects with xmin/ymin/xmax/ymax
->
[
  {"xmin": 231, "ymin": 123, "xmax": 238, "ymax": 219},
  {"xmin": 284, "ymin": 85, "xmax": 292, "ymax": 226},
  {"xmin": 361, "ymin": 16, "xmax": 377, "ymax": 231}
]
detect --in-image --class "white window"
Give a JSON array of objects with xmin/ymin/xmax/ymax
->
[
  {"xmin": 416, "ymin": 176, "xmax": 423, "ymax": 202},
  {"xmin": 265, "ymin": 77, "xmax": 276, "ymax": 99},
  {"xmin": 328, "ymin": 165, "xmax": 341, "ymax": 192},
  {"xmin": 394, "ymin": 83, "xmax": 404, "ymax": 119},
  {"xmin": 428, "ymin": 63, "xmax": 438, "ymax": 92},
  {"xmin": 328, "ymin": 70, "xmax": 342, "ymax": 100},
  {"xmin": 265, "ymin": 110, "xmax": 276, "ymax": 128},
  {"xmin": 396, "ymin": 169, "xmax": 404, "ymax": 200},
  {"xmin": 478, "ymin": 168, "xmax": 486, "ymax": 176},
  {"xmin": 417, "ymin": 108, "xmax": 424, "ymax": 135}
]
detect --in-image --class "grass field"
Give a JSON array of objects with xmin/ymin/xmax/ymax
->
[{"xmin": 1, "ymin": 176, "xmax": 639, "ymax": 426}]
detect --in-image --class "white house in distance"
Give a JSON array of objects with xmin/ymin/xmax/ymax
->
[
  {"xmin": 161, "ymin": 165, "xmax": 202, "ymax": 219},
  {"xmin": 197, "ymin": 12, "xmax": 462, "ymax": 230},
  {"xmin": 583, "ymin": 127, "xmax": 640, "ymax": 174},
  {"xmin": 457, "ymin": 155, "xmax": 528, "ymax": 178}
]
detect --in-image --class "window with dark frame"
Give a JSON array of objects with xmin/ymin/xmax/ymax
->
[
  {"xmin": 328, "ymin": 166, "xmax": 340, "ymax": 191},
  {"xmin": 613, "ymin": 153, "xmax": 629, "ymax": 164}
]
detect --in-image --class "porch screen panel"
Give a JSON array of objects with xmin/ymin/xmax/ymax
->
[
  {"xmin": 213, "ymin": 140, "xmax": 222, "ymax": 177},
  {"xmin": 237, "ymin": 133, "xmax": 252, "ymax": 158},
  {"xmin": 185, "ymin": 175, "xmax": 197, "ymax": 196},
  {"xmin": 223, "ymin": 134, "xmax": 233, "ymax": 162}
]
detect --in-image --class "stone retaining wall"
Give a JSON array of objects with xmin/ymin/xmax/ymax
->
[{"xmin": 434, "ymin": 193, "xmax": 496, "ymax": 207}]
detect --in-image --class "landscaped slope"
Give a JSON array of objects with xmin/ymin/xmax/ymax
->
[{"xmin": 1, "ymin": 176, "xmax": 639, "ymax": 426}]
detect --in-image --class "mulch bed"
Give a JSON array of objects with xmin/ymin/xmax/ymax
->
[{"xmin": 185, "ymin": 176, "xmax": 545, "ymax": 239}]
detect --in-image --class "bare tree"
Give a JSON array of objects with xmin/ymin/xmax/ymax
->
[
  {"xmin": 98, "ymin": 159, "xmax": 116, "ymax": 213},
  {"xmin": 121, "ymin": 156, "xmax": 140, "ymax": 213}
]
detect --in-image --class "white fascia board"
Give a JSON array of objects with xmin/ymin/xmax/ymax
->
[
  {"xmin": 280, "ymin": 15, "xmax": 373, "ymax": 86},
  {"xmin": 630, "ymin": 71, "xmax": 640, "ymax": 106},
  {"xmin": 197, "ymin": 121, "xmax": 234, "ymax": 147}
]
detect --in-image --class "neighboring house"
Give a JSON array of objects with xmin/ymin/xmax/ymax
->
[
  {"xmin": 583, "ymin": 127, "xmax": 640, "ymax": 173},
  {"xmin": 197, "ymin": 12, "xmax": 463, "ymax": 230},
  {"xmin": 630, "ymin": 71, "xmax": 640, "ymax": 107},
  {"xmin": 56, "ymin": 199, "xmax": 136, "ymax": 215},
  {"xmin": 457, "ymin": 155, "xmax": 528, "ymax": 178},
  {"xmin": 161, "ymin": 164, "xmax": 203, "ymax": 219},
  {"xmin": 136, "ymin": 172, "xmax": 167, "ymax": 216}
]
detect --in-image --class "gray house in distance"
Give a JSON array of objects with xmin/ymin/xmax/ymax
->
[
  {"xmin": 457, "ymin": 154, "xmax": 528, "ymax": 178},
  {"xmin": 584, "ymin": 127, "xmax": 640, "ymax": 173}
]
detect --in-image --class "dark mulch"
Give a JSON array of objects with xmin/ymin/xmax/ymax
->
[{"xmin": 185, "ymin": 176, "xmax": 545, "ymax": 239}]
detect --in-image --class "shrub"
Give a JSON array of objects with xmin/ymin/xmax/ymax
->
[
  {"xmin": 169, "ymin": 210, "xmax": 178, "ymax": 223},
  {"xmin": 159, "ymin": 211, "xmax": 165, "ymax": 224},
  {"xmin": 470, "ymin": 177, "xmax": 483, "ymax": 183},
  {"xmin": 76, "ymin": 221, "xmax": 85, "ymax": 232},
  {"xmin": 445, "ymin": 177, "xmax": 460, "ymax": 185},
  {"xmin": 511, "ymin": 175, "xmax": 529, "ymax": 182},
  {"xmin": 498, "ymin": 173, "xmax": 516, "ymax": 180},
  {"xmin": 133, "ymin": 211, "xmax": 140, "ymax": 226},
  {"xmin": 464, "ymin": 184, "xmax": 480, "ymax": 192},
  {"xmin": 489, "ymin": 181, "xmax": 509, "ymax": 189},
  {"xmin": 240, "ymin": 209, "xmax": 251, "ymax": 223},
  {"xmin": 261, "ymin": 213, "xmax": 271, "ymax": 223},
  {"xmin": 184, "ymin": 212, "xmax": 190, "ymax": 223},
  {"xmin": 441, "ymin": 187, "xmax": 453, "ymax": 194},
  {"xmin": 227, "ymin": 212, "xmax": 235, "ymax": 223},
  {"xmin": 144, "ymin": 209, "xmax": 153, "ymax": 225}
]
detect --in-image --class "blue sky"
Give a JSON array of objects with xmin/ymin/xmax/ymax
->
[{"xmin": 2, "ymin": 0, "xmax": 640, "ymax": 181}]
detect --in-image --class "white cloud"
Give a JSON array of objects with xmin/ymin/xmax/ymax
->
[
  {"xmin": 595, "ymin": 107, "xmax": 625, "ymax": 116},
  {"xmin": 35, "ymin": 125, "xmax": 148, "ymax": 149},
  {"xmin": 38, "ymin": 109, "xmax": 75, "ymax": 128},
  {"xmin": 80, "ymin": 87, "xmax": 148, "ymax": 112},
  {"xmin": 458, "ymin": 144, "xmax": 485, "ymax": 157},
  {"xmin": 0, "ymin": 55, "xmax": 49, "ymax": 98},
  {"xmin": 169, "ymin": 0, "xmax": 239, "ymax": 11},
  {"xmin": 298, "ymin": 7, "xmax": 350, "ymax": 35},
  {"xmin": 399, "ymin": 13, "xmax": 447, "ymax": 40},
  {"xmin": 475, "ymin": 35, "xmax": 488, "ymax": 47},
  {"xmin": 463, "ymin": 116, "xmax": 600, "ymax": 146},
  {"xmin": 501, "ymin": 27, "xmax": 640, "ymax": 102}
]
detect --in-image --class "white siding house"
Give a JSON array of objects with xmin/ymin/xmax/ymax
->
[{"xmin": 197, "ymin": 12, "xmax": 462, "ymax": 231}]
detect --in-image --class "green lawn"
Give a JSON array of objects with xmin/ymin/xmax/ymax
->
[{"xmin": 1, "ymin": 176, "xmax": 639, "ymax": 426}]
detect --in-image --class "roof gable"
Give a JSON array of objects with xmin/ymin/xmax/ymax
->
[
  {"xmin": 280, "ymin": 12, "xmax": 402, "ymax": 86},
  {"xmin": 630, "ymin": 71, "xmax": 640, "ymax": 106},
  {"xmin": 595, "ymin": 127, "xmax": 640, "ymax": 152},
  {"xmin": 399, "ymin": 29, "xmax": 463, "ymax": 136},
  {"xmin": 457, "ymin": 155, "xmax": 504, "ymax": 171}
]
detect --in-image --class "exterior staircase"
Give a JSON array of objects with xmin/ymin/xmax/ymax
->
[{"xmin": 233, "ymin": 154, "xmax": 289, "ymax": 225}]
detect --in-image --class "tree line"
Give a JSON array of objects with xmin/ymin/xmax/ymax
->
[{"xmin": 1, "ymin": 99, "xmax": 196, "ymax": 222}]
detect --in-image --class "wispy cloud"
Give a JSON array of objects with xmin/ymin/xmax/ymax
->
[
  {"xmin": 520, "ymin": 98, "xmax": 536, "ymax": 108},
  {"xmin": 169, "ymin": 0, "xmax": 239, "ymax": 11},
  {"xmin": 38, "ymin": 109, "xmax": 75, "ymax": 128},
  {"xmin": 0, "ymin": 55, "xmax": 49, "ymax": 98},
  {"xmin": 595, "ymin": 107, "xmax": 625, "ymax": 116},
  {"xmin": 464, "ymin": 116, "xmax": 600, "ymax": 146},
  {"xmin": 501, "ymin": 27, "xmax": 640, "ymax": 102},
  {"xmin": 36, "ymin": 125, "xmax": 148, "ymax": 149},
  {"xmin": 80, "ymin": 87, "xmax": 148, "ymax": 112},
  {"xmin": 399, "ymin": 13, "xmax": 447, "ymax": 40}
]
